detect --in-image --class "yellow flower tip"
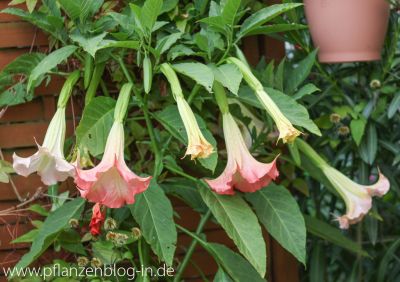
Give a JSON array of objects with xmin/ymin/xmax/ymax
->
[
  {"xmin": 185, "ymin": 139, "xmax": 214, "ymax": 160},
  {"xmin": 279, "ymin": 126, "xmax": 302, "ymax": 144}
]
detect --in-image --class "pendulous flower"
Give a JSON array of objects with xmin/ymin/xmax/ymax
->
[
  {"xmin": 13, "ymin": 71, "xmax": 80, "ymax": 185},
  {"xmin": 160, "ymin": 63, "xmax": 213, "ymax": 159},
  {"xmin": 321, "ymin": 165, "xmax": 389, "ymax": 229},
  {"xmin": 297, "ymin": 139, "xmax": 390, "ymax": 229},
  {"xmin": 89, "ymin": 203, "xmax": 106, "ymax": 236},
  {"xmin": 176, "ymin": 96, "xmax": 213, "ymax": 159},
  {"xmin": 227, "ymin": 57, "xmax": 301, "ymax": 143},
  {"xmin": 75, "ymin": 83, "xmax": 151, "ymax": 208},
  {"xmin": 205, "ymin": 112, "xmax": 279, "ymax": 195}
]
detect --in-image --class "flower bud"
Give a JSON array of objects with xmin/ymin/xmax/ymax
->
[
  {"xmin": 369, "ymin": 79, "xmax": 381, "ymax": 89},
  {"xmin": 329, "ymin": 113, "xmax": 341, "ymax": 124},
  {"xmin": 68, "ymin": 218, "xmax": 79, "ymax": 228},
  {"xmin": 104, "ymin": 218, "xmax": 117, "ymax": 231},
  {"xmin": 91, "ymin": 257, "xmax": 103, "ymax": 268},
  {"xmin": 131, "ymin": 227, "xmax": 142, "ymax": 240},
  {"xmin": 77, "ymin": 256, "xmax": 89, "ymax": 267}
]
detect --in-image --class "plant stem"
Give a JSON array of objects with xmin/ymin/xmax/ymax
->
[
  {"xmin": 173, "ymin": 210, "xmax": 212, "ymax": 282},
  {"xmin": 138, "ymin": 238, "xmax": 150, "ymax": 282}
]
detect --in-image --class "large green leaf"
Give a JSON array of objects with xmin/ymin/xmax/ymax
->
[
  {"xmin": 130, "ymin": 181, "xmax": 177, "ymax": 266},
  {"xmin": 246, "ymin": 184, "xmax": 306, "ymax": 264},
  {"xmin": 155, "ymin": 105, "xmax": 218, "ymax": 172},
  {"xmin": 238, "ymin": 3, "xmax": 302, "ymax": 38},
  {"xmin": 0, "ymin": 83, "xmax": 33, "ymax": 107},
  {"xmin": 58, "ymin": 0, "xmax": 103, "ymax": 22},
  {"xmin": 161, "ymin": 178, "xmax": 208, "ymax": 213},
  {"xmin": 212, "ymin": 64, "xmax": 243, "ymax": 95},
  {"xmin": 140, "ymin": 0, "xmax": 163, "ymax": 33},
  {"xmin": 285, "ymin": 49, "xmax": 318, "ymax": 94},
  {"xmin": 14, "ymin": 198, "xmax": 85, "ymax": 270},
  {"xmin": 28, "ymin": 45, "xmax": 78, "ymax": 91},
  {"xmin": 244, "ymin": 23, "xmax": 307, "ymax": 37},
  {"xmin": 221, "ymin": 0, "xmax": 241, "ymax": 26},
  {"xmin": 199, "ymin": 186, "xmax": 266, "ymax": 277},
  {"xmin": 304, "ymin": 215, "xmax": 369, "ymax": 256},
  {"xmin": 173, "ymin": 63, "xmax": 214, "ymax": 92},
  {"xmin": 238, "ymin": 86, "xmax": 321, "ymax": 136},
  {"xmin": 208, "ymin": 243, "xmax": 266, "ymax": 282},
  {"xmin": 75, "ymin": 96, "xmax": 116, "ymax": 157},
  {"xmin": 70, "ymin": 31, "xmax": 108, "ymax": 57},
  {"xmin": 214, "ymin": 268, "xmax": 233, "ymax": 282}
]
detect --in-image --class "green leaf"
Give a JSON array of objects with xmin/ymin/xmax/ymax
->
[
  {"xmin": 285, "ymin": 49, "xmax": 318, "ymax": 94},
  {"xmin": 97, "ymin": 40, "xmax": 140, "ymax": 50},
  {"xmin": 12, "ymin": 229, "xmax": 39, "ymax": 244},
  {"xmin": 155, "ymin": 32, "xmax": 182, "ymax": 56},
  {"xmin": 238, "ymin": 3, "xmax": 303, "ymax": 38},
  {"xmin": 244, "ymin": 23, "xmax": 307, "ymax": 36},
  {"xmin": 155, "ymin": 105, "xmax": 218, "ymax": 172},
  {"xmin": 304, "ymin": 215, "xmax": 369, "ymax": 256},
  {"xmin": 167, "ymin": 45, "xmax": 195, "ymax": 61},
  {"xmin": 1, "ymin": 53, "xmax": 45, "ymax": 77},
  {"xmin": 26, "ymin": 0, "xmax": 38, "ymax": 13},
  {"xmin": 140, "ymin": 0, "xmax": 163, "ymax": 33},
  {"xmin": 70, "ymin": 31, "xmax": 107, "ymax": 58},
  {"xmin": 377, "ymin": 238, "xmax": 400, "ymax": 282},
  {"xmin": 75, "ymin": 96, "xmax": 116, "ymax": 157},
  {"xmin": 388, "ymin": 92, "xmax": 400, "ymax": 119},
  {"xmin": 350, "ymin": 118, "xmax": 366, "ymax": 146},
  {"xmin": 28, "ymin": 45, "xmax": 78, "ymax": 91},
  {"xmin": 214, "ymin": 268, "xmax": 233, "ymax": 282},
  {"xmin": 208, "ymin": 243, "xmax": 266, "ymax": 282},
  {"xmin": 292, "ymin": 83, "xmax": 320, "ymax": 100},
  {"xmin": 212, "ymin": 64, "xmax": 243, "ymax": 95},
  {"xmin": 92, "ymin": 241, "xmax": 122, "ymax": 264},
  {"xmin": 246, "ymin": 184, "xmax": 306, "ymax": 264},
  {"xmin": 58, "ymin": 0, "xmax": 103, "ymax": 22},
  {"xmin": 359, "ymin": 123, "xmax": 378, "ymax": 165},
  {"xmin": 130, "ymin": 181, "xmax": 177, "ymax": 266},
  {"xmin": 14, "ymin": 198, "xmax": 85, "ymax": 270},
  {"xmin": 237, "ymin": 86, "xmax": 321, "ymax": 136},
  {"xmin": 221, "ymin": 0, "xmax": 241, "ymax": 26},
  {"xmin": 0, "ymin": 83, "xmax": 32, "ymax": 107},
  {"xmin": 28, "ymin": 204, "xmax": 49, "ymax": 216},
  {"xmin": 173, "ymin": 63, "xmax": 214, "ymax": 92},
  {"xmin": 161, "ymin": 178, "xmax": 208, "ymax": 213},
  {"xmin": 199, "ymin": 186, "xmax": 266, "ymax": 277}
]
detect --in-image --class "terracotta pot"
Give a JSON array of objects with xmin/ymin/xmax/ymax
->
[{"xmin": 304, "ymin": 0, "xmax": 390, "ymax": 63}]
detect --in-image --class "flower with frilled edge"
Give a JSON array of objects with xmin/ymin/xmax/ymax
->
[
  {"xmin": 75, "ymin": 83, "xmax": 151, "ymax": 208},
  {"xmin": 297, "ymin": 139, "xmax": 390, "ymax": 229},
  {"xmin": 160, "ymin": 63, "xmax": 213, "ymax": 159},
  {"xmin": 13, "ymin": 71, "xmax": 80, "ymax": 185},
  {"xmin": 205, "ymin": 112, "xmax": 279, "ymax": 194},
  {"xmin": 227, "ymin": 57, "xmax": 301, "ymax": 143},
  {"xmin": 322, "ymin": 165, "xmax": 389, "ymax": 229},
  {"xmin": 205, "ymin": 82, "xmax": 278, "ymax": 194}
]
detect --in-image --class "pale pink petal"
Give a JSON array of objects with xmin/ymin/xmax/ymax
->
[
  {"xmin": 12, "ymin": 152, "xmax": 41, "ymax": 177},
  {"xmin": 364, "ymin": 171, "xmax": 390, "ymax": 197},
  {"xmin": 205, "ymin": 160, "xmax": 236, "ymax": 195}
]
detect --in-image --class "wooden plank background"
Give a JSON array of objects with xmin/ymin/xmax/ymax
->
[{"xmin": 0, "ymin": 0, "xmax": 299, "ymax": 281}]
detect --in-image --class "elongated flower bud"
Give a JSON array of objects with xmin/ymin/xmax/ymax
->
[
  {"xmin": 227, "ymin": 57, "xmax": 301, "ymax": 143},
  {"xmin": 160, "ymin": 63, "xmax": 213, "ymax": 159}
]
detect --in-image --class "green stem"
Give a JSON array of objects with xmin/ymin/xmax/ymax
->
[
  {"xmin": 213, "ymin": 81, "xmax": 229, "ymax": 114},
  {"xmin": 173, "ymin": 210, "xmax": 212, "ymax": 282},
  {"xmin": 138, "ymin": 239, "xmax": 150, "ymax": 282}
]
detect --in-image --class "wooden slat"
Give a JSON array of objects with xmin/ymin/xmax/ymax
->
[
  {"xmin": 0, "ymin": 98, "xmax": 44, "ymax": 123},
  {"xmin": 0, "ymin": 22, "xmax": 47, "ymax": 48},
  {"xmin": 0, "ymin": 120, "xmax": 74, "ymax": 148}
]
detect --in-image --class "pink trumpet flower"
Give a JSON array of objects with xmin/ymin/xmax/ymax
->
[
  {"xmin": 13, "ymin": 108, "xmax": 74, "ymax": 185},
  {"xmin": 75, "ymin": 83, "xmax": 151, "ymax": 208},
  {"xmin": 321, "ymin": 165, "xmax": 390, "ymax": 229},
  {"xmin": 205, "ymin": 113, "xmax": 279, "ymax": 195}
]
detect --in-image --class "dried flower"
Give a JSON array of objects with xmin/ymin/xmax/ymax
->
[
  {"xmin": 329, "ymin": 113, "xmax": 341, "ymax": 124},
  {"xmin": 91, "ymin": 257, "xmax": 103, "ymax": 268},
  {"xmin": 77, "ymin": 256, "xmax": 89, "ymax": 267},
  {"xmin": 104, "ymin": 218, "xmax": 117, "ymax": 231},
  {"xmin": 69, "ymin": 218, "xmax": 79, "ymax": 228}
]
